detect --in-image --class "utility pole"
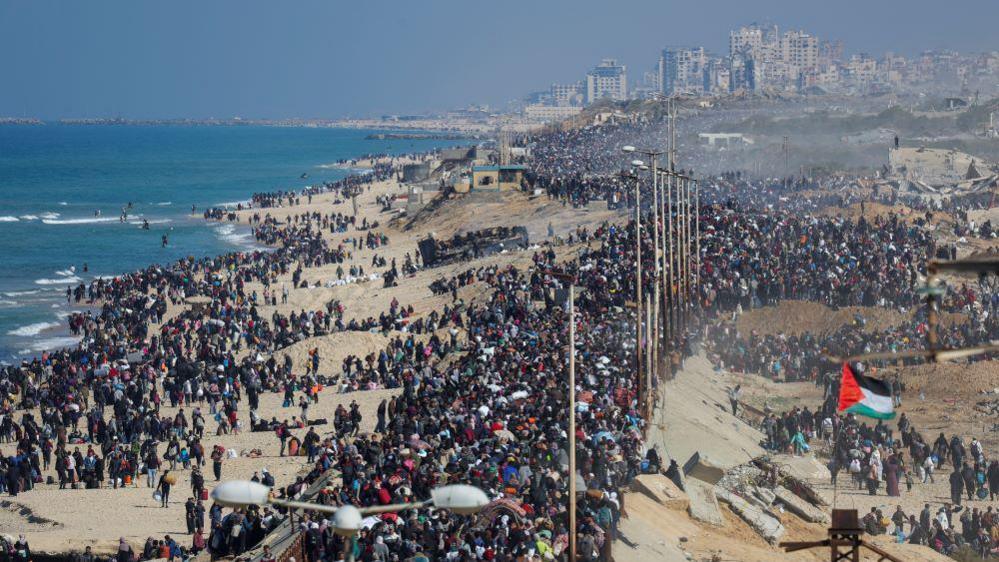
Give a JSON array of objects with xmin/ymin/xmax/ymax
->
[
  {"xmin": 694, "ymin": 179, "xmax": 700, "ymax": 301},
  {"xmin": 567, "ymin": 281, "xmax": 576, "ymax": 562},
  {"xmin": 634, "ymin": 171, "xmax": 643, "ymax": 408},
  {"xmin": 782, "ymin": 135, "xmax": 789, "ymax": 187},
  {"xmin": 649, "ymin": 152, "xmax": 660, "ymax": 387},
  {"xmin": 621, "ymin": 148, "xmax": 663, "ymax": 411},
  {"xmin": 678, "ymin": 178, "xmax": 690, "ymax": 330},
  {"xmin": 542, "ymin": 270, "xmax": 579, "ymax": 561}
]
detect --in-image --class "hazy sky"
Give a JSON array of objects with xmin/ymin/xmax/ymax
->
[{"xmin": 2, "ymin": 0, "xmax": 997, "ymax": 119}]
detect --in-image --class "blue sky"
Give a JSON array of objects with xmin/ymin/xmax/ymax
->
[{"xmin": 1, "ymin": 0, "xmax": 996, "ymax": 119}]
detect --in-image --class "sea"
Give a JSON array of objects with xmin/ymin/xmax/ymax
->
[{"xmin": 0, "ymin": 124, "xmax": 460, "ymax": 364}]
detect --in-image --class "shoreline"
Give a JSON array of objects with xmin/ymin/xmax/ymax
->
[
  {"xmin": 0, "ymin": 118, "xmax": 528, "ymax": 134},
  {"xmin": 0, "ymin": 140, "xmax": 454, "ymax": 367}
]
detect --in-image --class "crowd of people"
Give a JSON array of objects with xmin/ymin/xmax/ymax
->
[
  {"xmin": 6, "ymin": 111, "xmax": 999, "ymax": 562},
  {"xmin": 753, "ymin": 369, "xmax": 999, "ymax": 558}
]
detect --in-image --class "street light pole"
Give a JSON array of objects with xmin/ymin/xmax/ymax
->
[
  {"xmin": 623, "ymin": 146, "xmax": 664, "ymax": 413},
  {"xmin": 694, "ymin": 179, "xmax": 700, "ymax": 304},
  {"xmin": 679, "ymin": 175, "xmax": 688, "ymax": 331},
  {"xmin": 568, "ymin": 281, "xmax": 576, "ymax": 562},
  {"xmin": 211, "ymin": 481, "xmax": 489, "ymax": 562},
  {"xmin": 633, "ymin": 169, "xmax": 643, "ymax": 408},
  {"xmin": 542, "ymin": 270, "xmax": 579, "ymax": 561}
]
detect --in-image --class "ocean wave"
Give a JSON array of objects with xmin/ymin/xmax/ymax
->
[
  {"xmin": 128, "ymin": 219, "xmax": 172, "ymax": 226},
  {"xmin": 40, "ymin": 212, "xmax": 60, "ymax": 220},
  {"xmin": 28, "ymin": 336, "xmax": 81, "ymax": 352},
  {"xmin": 55, "ymin": 268, "xmax": 76, "ymax": 277},
  {"xmin": 156, "ymin": 201, "xmax": 172, "ymax": 206},
  {"xmin": 19, "ymin": 215, "xmax": 39, "ymax": 220},
  {"xmin": 4, "ymin": 289, "xmax": 43, "ymax": 297},
  {"xmin": 317, "ymin": 162, "xmax": 365, "ymax": 171},
  {"xmin": 215, "ymin": 199, "xmax": 251, "ymax": 208},
  {"xmin": 8, "ymin": 321, "xmax": 59, "ymax": 337},
  {"xmin": 42, "ymin": 216, "xmax": 119, "ymax": 225},
  {"xmin": 214, "ymin": 223, "xmax": 256, "ymax": 248},
  {"xmin": 58, "ymin": 201, "xmax": 68, "ymax": 206},
  {"xmin": 0, "ymin": 216, "xmax": 19, "ymax": 222},
  {"xmin": 0, "ymin": 300, "xmax": 18, "ymax": 307},
  {"xmin": 35, "ymin": 276, "xmax": 82, "ymax": 285}
]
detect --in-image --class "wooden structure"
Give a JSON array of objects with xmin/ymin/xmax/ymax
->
[{"xmin": 780, "ymin": 509, "xmax": 902, "ymax": 562}]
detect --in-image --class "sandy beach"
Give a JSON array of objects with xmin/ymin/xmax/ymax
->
[{"xmin": 3, "ymin": 159, "xmax": 624, "ymax": 555}]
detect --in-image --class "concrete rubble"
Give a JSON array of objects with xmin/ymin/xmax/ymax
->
[
  {"xmin": 630, "ymin": 474, "xmax": 690, "ymax": 511},
  {"xmin": 773, "ymin": 485, "xmax": 830, "ymax": 524},
  {"xmin": 711, "ymin": 458, "xmax": 830, "ymax": 543},
  {"xmin": 686, "ymin": 480, "xmax": 725, "ymax": 526},
  {"xmin": 714, "ymin": 486, "xmax": 786, "ymax": 544}
]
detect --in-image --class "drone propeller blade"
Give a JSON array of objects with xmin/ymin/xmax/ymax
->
[
  {"xmin": 935, "ymin": 344, "xmax": 999, "ymax": 362},
  {"xmin": 825, "ymin": 349, "xmax": 933, "ymax": 364}
]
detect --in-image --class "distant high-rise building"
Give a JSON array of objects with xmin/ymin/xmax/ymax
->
[
  {"xmin": 702, "ymin": 58, "xmax": 729, "ymax": 94},
  {"xmin": 730, "ymin": 26, "xmax": 763, "ymax": 59},
  {"xmin": 550, "ymin": 82, "xmax": 584, "ymax": 106},
  {"xmin": 659, "ymin": 47, "xmax": 706, "ymax": 95},
  {"xmin": 820, "ymin": 40, "xmax": 844, "ymax": 65},
  {"xmin": 729, "ymin": 56, "xmax": 757, "ymax": 92},
  {"xmin": 780, "ymin": 30, "xmax": 819, "ymax": 71},
  {"xmin": 729, "ymin": 23, "xmax": 779, "ymax": 60},
  {"xmin": 585, "ymin": 59, "xmax": 628, "ymax": 104}
]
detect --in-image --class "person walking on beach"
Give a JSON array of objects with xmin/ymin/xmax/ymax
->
[
  {"xmin": 298, "ymin": 396, "xmax": 309, "ymax": 424},
  {"xmin": 185, "ymin": 497, "xmax": 197, "ymax": 534},
  {"xmin": 191, "ymin": 466, "xmax": 205, "ymax": 500},
  {"xmin": 950, "ymin": 468, "xmax": 965, "ymax": 507},
  {"xmin": 210, "ymin": 445, "xmax": 224, "ymax": 481},
  {"xmin": 146, "ymin": 449, "xmax": 160, "ymax": 488},
  {"xmin": 116, "ymin": 538, "xmax": 133, "ymax": 562},
  {"xmin": 157, "ymin": 470, "xmax": 172, "ymax": 508},
  {"xmin": 375, "ymin": 399, "xmax": 387, "ymax": 434},
  {"xmin": 728, "ymin": 384, "xmax": 741, "ymax": 416},
  {"xmin": 277, "ymin": 420, "xmax": 290, "ymax": 456}
]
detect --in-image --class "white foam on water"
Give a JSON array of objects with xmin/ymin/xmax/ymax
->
[
  {"xmin": 29, "ymin": 336, "xmax": 80, "ymax": 352},
  {"xmin": 58, "ymin": 201, "xmax": 68, "ymax": 206},
  {"xmin": 42, "ymin": 216, "xmax": 120, "ymax": 225},
  {"xmin": 156, "ymin": 201, "xmax": 172, "ymax": 206},
  {"xmin": 215, "ymin": 199, "xmax": 251, "ymax": 208},
  {"xmin": 55, "ymin": 268, "xmax": 76, "ymax": 277},
  {"xmin": 4, "ymin": 289, "xmax": 42, "ymax": 297},
  {"xmin": 128, "ymin": 219, "xmax": 172, "ymax": 226},
  {"xmin": 0, "ymin": 216, "xmax": 19, "ymax": 222},
  {"xmin": 19, "ymin": 215, "xmax": 39, "ymax": 220},
  {"xmin": 35, "ymin": 276, "xmax": 82, "ymax": 285},
  {"xmin": 214, "ymin": 223, "xmax": 257, "ymax": 248},
  {"xmin": 0, "ymin": 300, "xmax": 18, "ymax": 307},
  {"xmin": 40, "ymin": 212, "xmax": 60, "ymax": 220},
  {"xmin": 8, "ymin": 321, "xmax": 59, "ymax": 337}
]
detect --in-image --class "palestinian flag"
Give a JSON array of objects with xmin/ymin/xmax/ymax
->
[{"xmin": 838, "ymin": 363, "xmax": 895, "ymax": 420}]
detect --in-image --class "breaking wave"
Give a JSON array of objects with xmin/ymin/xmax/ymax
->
[
  {"xmin": 8, "ymin": 321, "xmax": 59, "ymax": 337},
  {"xmin": 42, "ymin": 216, "xmax": 120, "ymax": 225}
]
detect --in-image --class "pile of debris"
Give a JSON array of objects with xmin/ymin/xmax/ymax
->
[
  {"xmin": 712, "ymin": 459, "xmax": 830, "ymax": 544},
  {"xmin": 417, "ymin": 226, "xmax": 529, "ymax": 267},
  {"xmin": 975, "ymin": 397, "xmax": 999, "ymax": 416}
]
